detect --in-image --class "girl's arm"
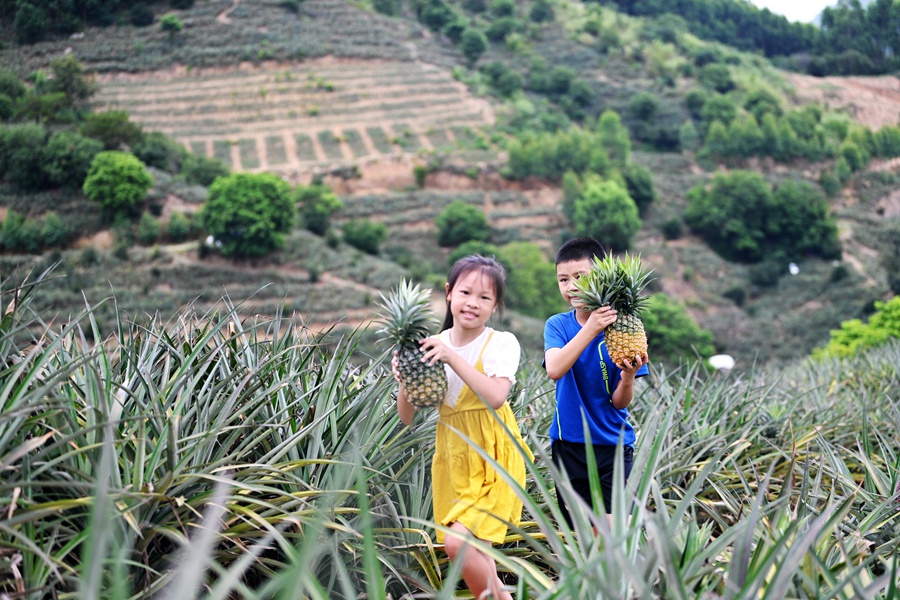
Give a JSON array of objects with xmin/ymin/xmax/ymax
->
[
  {"xmin": 392, "ymin": 351, "xmax": 416, "ymax": 426},
  {"xmin": 396, "ymin": 386, "xmax": 416, "ymax": 425},
  {"xmin": 419, "ymin": 337, "xmax": 511, "ymax": 409}
]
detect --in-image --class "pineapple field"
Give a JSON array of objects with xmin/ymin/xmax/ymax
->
[{"xmin": 91, "ymin": 59, "xmax": 496, "ymax": 174}]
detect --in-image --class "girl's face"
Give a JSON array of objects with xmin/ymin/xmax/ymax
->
[{"xmin": 446, "ymin": 269, "xmax": 498, "ymax": 331}]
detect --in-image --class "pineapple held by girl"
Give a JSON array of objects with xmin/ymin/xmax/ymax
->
[
  {"xmin": 571, "ymin": 253, "xmax": 652, "ymax": 364},
  {"xmin": 376, "ymin": 279, "xmax": 448, "ymax": 408}
]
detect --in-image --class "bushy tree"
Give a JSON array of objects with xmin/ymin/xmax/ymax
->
[
  {"xmin": 498, "ymin": 241, "xmax": 563, "ymax": 319},
  {"xmin": 41, "ymin": 212, "xmax": 70, "ymax": 248},
  {"xmin": 460, "ymin": 28, "xmax": 487, "ymax": 64},
  {"xmin": 14, "ymin": 2, "xmax": 47, "ymax": 44},
  {"xmin": 572, "ymin": 178, "xmax": 641, "ymax": 252},
  {"xmin": 295, "ymin": 184, "xmax": 342, "ymax": 235},
  {"xmin": 700, "ymin": 94, "xmax": 738, "ymax": 133},
  {"xmin": 201, "ymin": 173, "xmax": 294, "ymax": 258},
  {"xmin": 136, "ymin": 212, "xmax": 162, "ymax": 246},
  {"xmin": 595, "ymin": 110, "xmax": 631, "ymax": 167},
  {"xmin": 181, "ymin": 153, "xmax": 229, "ymax": 186},
  {"xmin": 47, "ymin": 55, "xmax": 97, "ymax": 108},
  {"xmin": 81, "ymin": 110, "xmax": 143, "ymax": 150},
  {"xmin": 134, "ymin": 131, "xmax": 186, "ymax": 173},
  {"xmin": 436, "ymin": 200, "xmax": 490, "ymax": 247},
  {"xmin": 44, "ymin": 130, "xmax": 104, "ymax": 189},
  {"xmin": 814, "ymin": 296, "xmax": 900, "ymax": 359},
  {"xmin": 621, "ymin": 164, "xmax": 656, "ymax": 215},
  {"xmin": 165, "ymin": 211, "xmax": 192, "ymax": 243},
  {"xmin": 641, "ymin": 293, "xmax": 715, "ymax": 365},
  {"xmin": 83, "ymin": 151, "xmax": 153, "ymax": 216},
  {"xmin": 770, "ymin": 180, "xmax": 841, "ymax": 259},
  {"xmin": 0, "ymin": 123, "xmax": 48, "ymax": 191},
  {"xmin": 698, "ymin": 63, "xmax": 734, "ymax": 93},
  {"xmin": 160, "ymin": 13, "xmax": 184, "ymax": 37},
  {"xmin": 342, "ymin": 219, "xmax": 387, "ymax": 255}
]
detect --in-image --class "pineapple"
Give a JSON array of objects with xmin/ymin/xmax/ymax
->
[
  {"xmin": 572, "ymin": 253, "xmax": 653, "ymax": 364},
  {"xmin": 376, "ymin": 279, "xmax": 448, "ymax": 408}
]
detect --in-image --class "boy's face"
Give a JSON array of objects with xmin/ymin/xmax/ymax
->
[{"xmin": 556, "ymin": 258, "xmax": 593, "ymax": 307}]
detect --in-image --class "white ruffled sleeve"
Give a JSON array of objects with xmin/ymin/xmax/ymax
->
[{"xmin": 483, "ymin": 330, "xmax": 521, "ymax": 384}]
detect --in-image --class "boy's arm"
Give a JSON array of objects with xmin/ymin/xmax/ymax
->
[
  {"xmin": 610, "ymin": 354, "xmax": 649, "ymax": 410},
  {"xmin": 545, "ymin": 307, "xmax": 617, "ymax": 380}
]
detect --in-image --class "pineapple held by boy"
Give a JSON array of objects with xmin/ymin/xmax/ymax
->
[
  {"xmin": 572, "ymin": 253, "xmax": 652, "ymax": 364},
  {"xmin": 376, "ymin": 279, "xmax": 448, "ymax": 408}
]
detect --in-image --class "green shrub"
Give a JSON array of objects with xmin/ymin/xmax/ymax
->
[
  {"xmin": 814, "ymin": 296, "xmax": 900, "ymax": 359},
  {"xmin": 130, "ymin": 3, "xmax": 155, "ymax": 26},
  {"xmin": 181, "ymin": 153, "xmax": 229, "ymax": 186},
  {"xmin": 436, "ymin": 200, "xmax": 490, "ymax": 247},
  {"xmin": 413, "ymin": 164, "xmax": 428, "ymax": 188},
  {"xmin": 698, "ymin": 63, "xmax": 734, "ymax": 93},
  {"xmin": 83, "ymin": 151, "xmax": 153, "ymax": 216},
  {"xmin": 44, "ymin": 130, "xmax": 104, "ymax": 189},
  {"xmin": 81, "ymin": 110, "xmax": 143, "ymax": 150},
  {"xmin": 296, "ymin": 184, "xmax": 342, "ymax": 236},
  {"xmin": 342, "ymin": 219, "xmax": 388, "ymax": 255},
  {"xmin": 572, "ymin": 177, "xmax": 641, "ymax": 252},
  {"xmin": 373, "ymin": 0, "xmax": 400, "ymax": 15},
  {"xmin": 0, "ymin": 122, "xmax": 48, "ymax": 191},
  {"xmin": 660, "ymin": 217, "xmax": 683, "ymax": 240},
  {"xmin": 498, "ymin": 241, "xmax": 563, "ymax": 319},
  {"xmin": 136, "ymin": 212, "xmax": 162, "ymax": 246},
  {"xmin": 621, "ymin": 164, "xmax": 656, "ymax": 215},
  {"xmin": 642, "ymin": 293, "xmax": 715, "ymax": 364},
  {"xmin": 134, "ymin": 131, "xmax": 186, "ymax": 173},
  {"xmin": 628, "ymin": 92, "xmax": 659, "ymax": 122},
  {"xmin": 40, "ymin": 212, "xmax": 70, "ymax": 249},
  {"xmin": 165, "ymin": 211, "xmax": 192, "ymax": 243},
  {"xmin": 460, "ymin": 28, "xmax": 487, "ymax": 64},
  {"xmin": 201, "ymin": 173, "xmax": 294, "ymax": 258}
]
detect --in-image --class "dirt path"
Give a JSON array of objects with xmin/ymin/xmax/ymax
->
[{"xmin": 216, "ymin": 0, "xmax": 240, "ymax": 24}]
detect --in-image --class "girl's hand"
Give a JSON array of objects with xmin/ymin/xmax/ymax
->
[
  {"xmin": 617, "ymin": 352, "xmax": 649, "ymax": 376},
  {"xmin": 419, "ymin": 336, "xmax": 452, "ymax": 367},
  {"xmin": 391, "ymin": 351, "xmax": 402, "ymax": 382}
]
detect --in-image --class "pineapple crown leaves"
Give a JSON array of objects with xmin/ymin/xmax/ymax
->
[
  {"xmin": 375, "ymin": 279, "xmax": 439, "ymax": 350},
  {"xmin": 571, "ymin": 252, "xmax": 654, "ymax": 316}
]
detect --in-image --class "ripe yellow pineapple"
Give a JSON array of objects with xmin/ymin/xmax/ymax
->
[
  {"xmin": 376, "ymin": 279, "xmax": 448, "ymax": 408},
  {"xmin": 572, "ymin": 253, "xmax": 652, "ymax": 364}
]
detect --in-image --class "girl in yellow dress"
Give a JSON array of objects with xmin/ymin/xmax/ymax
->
[{"xmin": 395, "ymin": 255, "xmax": 533, "ymax": 600}]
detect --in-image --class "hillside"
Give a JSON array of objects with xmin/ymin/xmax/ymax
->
[{"xmin": 0, "ymin": 0, "xmax": 898, "ymax": 368}]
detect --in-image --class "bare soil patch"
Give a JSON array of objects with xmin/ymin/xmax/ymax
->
[{"xmin": 786, "ymin": 73, "xmax": 900, "ymax": 129}]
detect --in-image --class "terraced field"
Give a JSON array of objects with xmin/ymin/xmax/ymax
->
[{"xmin": 92, "ymin": 59, "xmax": 495, "ymax": 173}]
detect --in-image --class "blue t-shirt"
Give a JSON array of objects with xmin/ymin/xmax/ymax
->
[{"xmin": 543, "ymin": 310, "xmax": 649, "ymax": 446}]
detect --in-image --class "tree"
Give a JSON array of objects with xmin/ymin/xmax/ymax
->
[
  {"xmin": 44, "ymin": 130, "xmax": 104, "ymax": 189},
  {"xmin": 621, "ymin": 164, "xmax": 656, "ymax": 215},
  {"xmin": 814, "ymin": 296, "xmax": 900, "ymax": 359},
  {"xmin": 460, "ymin": 27, "xmax": 487, "ymax": 64},
  {"xmin": 641, "ymin": 293, "xmax": 715, "ymax": 365},
  {"xmin": 41, "ymin": 212, "xmax": 70, "ymax": 248},
  {"xmin": 83, "ymin": 151, "xmax": 153, "ymax": 216},
  {"xmin": 295, "ymin": 184, "xmax": 342, "ymax": 235},
  {"xmin": 181, "ymin": 153, "xmax": 229, "ymax": 186},
  {"xmin": 0, "ymin": 123, "xmax": 48, "ymax": 191},
  {"xmin": 136, "ymin": 212, "xmax": 162, "ymax": 245},
  {"xmin": 201, "ymin": 173, "xmax": 294, "ymax": 258},
  {"xmin": 13, "ymin": 2, "xmax": 47, "ymax": 44},
  {"xmin": 769, "ymin": 180, "xmax": 841, "ymax": 259},
  {"xmin": 435, "ymin": 200, "xmax": 490, "ymax": 247},
  {"xmin": 81, "ymin": 110, "xmax": 143, "ymax": 150},
  {"xmin": 498, "ymin": 241, "xmax": 563, "ymax": 319},
  {"xmin": 134, "ymin": 131, "xmax": 186, "ymax": 173},
  {"xmin": 47, "ymin": 55, "xmax": 98, "ymax": 108},
  {"xmin": 595, "ymin": 110, "xmax": 631, "ymax": 167},
  {"xmin": 342, "ymin": 219, "xmax": 387, "ymax": 255},
  {"xmin": 160, "ymin": 13, "xmax": 184, "ymax": 39},
  {"xmin": 572, "ymin": 178, "xmax": 641, "ymax": 252}
]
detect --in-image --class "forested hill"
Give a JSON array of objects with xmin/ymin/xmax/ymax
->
[{"xmin": 606, "ymin": 0, "xmax": 900, "ymax": 76}]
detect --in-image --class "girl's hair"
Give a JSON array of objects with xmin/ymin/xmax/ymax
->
[{"xmin": 441, "ymin": 255, "xmax": 507, "ymax": 331}]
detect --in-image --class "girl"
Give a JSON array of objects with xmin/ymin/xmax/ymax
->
[{"xmin": 395, "ymin": 255, "xmax": 533, "ymax": 600}]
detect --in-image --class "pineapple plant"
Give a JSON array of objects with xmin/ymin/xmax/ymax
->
[
  {"xmin": 376, "ymin": 279, "xmax": 448, "ymax": 408},
  {"xmin": 572, "ymin": 253, "xmax": 653, "ymax": 364}
]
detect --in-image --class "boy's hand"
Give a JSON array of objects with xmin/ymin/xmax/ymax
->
[
  {"xmin": 585, "ymin": 306, "xmax": 617, "ymax": 336},
  {"xmin": 616, "ymin": 352, "xmax": 649, "ymax": 376},
  {"xmin": 419, "ymin": 336, "xmax": 452, "ymax": 367}
]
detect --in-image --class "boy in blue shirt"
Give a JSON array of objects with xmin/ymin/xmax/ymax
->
[{"xmin": 543, "ymin": 237, "xmax": 649, "ymax": 527}]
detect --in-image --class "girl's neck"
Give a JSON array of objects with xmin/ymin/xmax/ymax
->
[{"xmin": 448, "ymin": 325, "xmax": 486, "ymax": 347}]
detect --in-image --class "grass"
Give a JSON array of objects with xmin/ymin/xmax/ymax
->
[{"xmin": 1, "ymin": 269, "xmax": 898, "ymax": 598}]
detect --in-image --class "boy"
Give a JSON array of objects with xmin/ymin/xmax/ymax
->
[{"xmin": 543, "ymin": 237, "xmax": 649, "ymax": 527}]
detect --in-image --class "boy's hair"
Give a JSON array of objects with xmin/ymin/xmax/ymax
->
[
  {"xmin": 555, "ymin": 237, "xmax": 607, "ymax": 265},
  {"xmin": 441, "ymin": 254, "xmax": 507, "ymax": 331}
]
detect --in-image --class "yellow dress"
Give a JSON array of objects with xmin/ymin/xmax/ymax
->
[{"xmin": 432, "ymin": 332, "xmax": 534, "ymax": 544}]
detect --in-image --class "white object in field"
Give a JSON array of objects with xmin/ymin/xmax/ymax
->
[
  {"xmin": 708, "ymin": 354, "xmax": 736, "ymax": 371},
  {"xmin": 789, "ymin": 262, "xmax": 799, "ymax": 275}
]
